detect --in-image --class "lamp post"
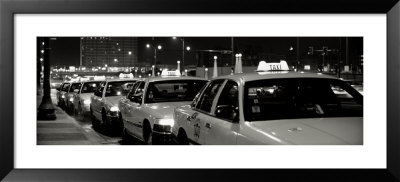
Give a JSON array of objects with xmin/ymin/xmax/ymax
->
[
  {"xmin": 172, "ymin": 37, "xmax": 191, "ymax": 72},
  {"xmin": 213, "ymin": 56, "xmax": 218, "ymax": 78},
  {"xmin": 235, "ymin": 53, "xmax": 243, "ymax": 73},
  {"xmin": 37, "ymin": 37, "xmax": 56, "ymax": 120},
  {"xmin": 146, "ymin": 43, "xmax": 162, "ymax": 69}
]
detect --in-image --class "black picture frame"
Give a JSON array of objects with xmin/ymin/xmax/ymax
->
[{"xmin": 1, "ymin": 0, "xmax": 399, "ymax": 181}]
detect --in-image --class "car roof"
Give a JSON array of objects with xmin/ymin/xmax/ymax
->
[
  {"xmin": 212, "ymin": 71, "xmax": 339, "ymax": 82},
  {"xmin": 105, "ymin": 78, "xmax": 140, "ymax": 82},
  {"xmin": 146, "ymin": 76, "xmax": 208, "ymax": 82}
]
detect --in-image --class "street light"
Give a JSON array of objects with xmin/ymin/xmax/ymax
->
[
  {"xmin": 128, "ymin": 51, "xmax": 132, "ymax": 55},
  {"xmin": 114, "ymin": 58, "xmax": 118, "ymax": 62},
  {"xmin": 146, "ymin": 43, "xmax": 162, "ymax": 68},
  {"xmin": 172, "ymin": 37, "xmax": 190, "ymax": 72}
]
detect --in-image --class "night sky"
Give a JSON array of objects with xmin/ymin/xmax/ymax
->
[{"xmin": 46, "ymin": 37, "xmax": 363, "ymax": 67}]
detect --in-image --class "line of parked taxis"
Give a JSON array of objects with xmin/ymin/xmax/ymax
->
[{"xmin": 55, "ymin": 61, "xmax": 363, "ymax": 145}]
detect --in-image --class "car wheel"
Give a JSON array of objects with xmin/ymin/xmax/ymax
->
[
  {"xmin": 178, "ymin": 130, "xmax": 189, "ymax": 145},
  {"xmin": 143, "ymin": 122, "xmax": 152, "ymax": 145},
  {"xmin": 90, "ymin": 107, "xmax": 99, "ymax": 129},
  {"xmin": 101, "ymin": 109, "xmax": 107, "ymax": 127},
  {"xmin": 76, "ymin": 103, "xmax": 83, "ymax": 120}
]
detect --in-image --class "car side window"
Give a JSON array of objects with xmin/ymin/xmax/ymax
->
[
  {"xmin": 62, "ymin": 83, "xmax": 70, "ymax": 92},
  {"xmin": 129, "ymin": 81, "xmax": 145, "ymax": 103},
  {"xmin": 94, "ymin": 82, "xmax": 105, "ymax": 97},
  {"xmin": 215, "ymin": 80, "xmax": 239, "ymax": 121},
  {"xmin": 127, "ymin": 81, "xmax": 142, "ymax": 99},
  {"xmin": 195, "ymin": 80, "xmax": 224, "ymax": 113},
  {"xmin": 191, "ymin": 82, "xmax": 209, "ymax": 108}
]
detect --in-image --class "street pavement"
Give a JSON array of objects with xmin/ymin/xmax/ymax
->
[{"xmin": 37, "ymin": 89, "xmax": 122, "ymax": 145}]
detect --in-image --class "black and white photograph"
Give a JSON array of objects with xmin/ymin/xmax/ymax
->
[{"xmin": 37, "ymin": 36, "xmax": 364, "ymax": 145}]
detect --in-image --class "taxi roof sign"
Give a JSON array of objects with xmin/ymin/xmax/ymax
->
[
  {"xmin": 119, "ymin": 73, "xmax": 134, "ymax": 79},
  {"xmin": 161, "ymin": 69, "xmax": 181, "ymax": 77},
  {"xmin": 257, "ymin": 60, "xmax": 290, "ymax": 72}
]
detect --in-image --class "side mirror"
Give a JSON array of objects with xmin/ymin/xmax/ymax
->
[{"xmin": 215, "ymin": 105, "xmax": 239, "ymax": 122}]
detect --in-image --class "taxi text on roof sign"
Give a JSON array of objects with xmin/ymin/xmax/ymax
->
[
  {"xmin": 161, "ymin": 69, "xmax": 181, "ymax": 77},
  {"xmin": 119, "ymin": 73, "xmax": 134, "ymax": 79},
  {"xmin": 257, "ymin": 60, "xmax": 290, "ymax": 72}
]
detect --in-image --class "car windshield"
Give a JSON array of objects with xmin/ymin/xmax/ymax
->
[
  {"xmin": 81, "ymin": 82, "xmax": 100, "ymax": 93},
  {"xmin": 69, "ymin": 83, "xmax": 82, "ymax": 93},
  {"xmin": 61, "ymin": 83, "xmax": 70, "ymax": 92},
  {"xmin": 105, "ymin": 81, "xmax": 136, "ymax": 97},
  {"xmin": 243, "ymin": 78, "xmax": 363, "ymax": 121},
  {"xmin": 145, "ymin": 80, "xmax": 207, "ymax": 103}
]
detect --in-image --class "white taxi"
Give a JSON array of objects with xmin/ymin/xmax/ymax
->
[
  {"xmin": 172, "ymin": 61, "xmax": 363, "ymax": 145},
  {"xmin": 118, "ymin": 72, "xmax": 208, "ymax": 144},
  {"xmin": 90, "ymin": 79, "xmax": 138, "ymax": 130},
  {"xmin": 65, "ymin": 81, "xmax": 83, "ymax": 113},
  {"xmin": 56, "ymin": 81, "xmax": 71, "ymax": 109},
  {"xmin": 73, "ymin": 81, "xmax": 102, "ymax": 117}
]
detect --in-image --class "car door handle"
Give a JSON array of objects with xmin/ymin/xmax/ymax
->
[{"xmin": 205, "ymin": 123, "xmax": 212, "ymax": 129}]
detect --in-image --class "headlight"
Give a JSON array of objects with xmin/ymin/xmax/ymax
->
[
  {"xmin": 61, "ymin": 95, "xmax": 65, "ymax": 98},
  {"xmin": 157, "ymin": 118, "xmax": 174, "ymax": 127},
  {"xmin": 83, "ymin": 100, "xmax": 90, "ymax": 105},
  {"xmin": 69, "ymin": 98, "xmax": 74, "ymax": 102},
  {"xmin": 110, "ymin": 106, "xmax": 119, "ymax": 112}
]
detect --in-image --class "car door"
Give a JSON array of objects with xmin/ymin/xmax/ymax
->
[
  {"xmin": 92, "ymin": 82, "xmax": 105, "ymax": 119},
  {"xmin": 119, "ymin": 81, "xmax": 141, "ymax": 132},
  {"xmin": 205, "ymin": 80, "xmax": 239, "ymax": 145},
  {"xmin": 188, "ymin": 79, "xmax": 225, "ymax": 144},
  {"xmin": 125, "ymin": 81, "xmax": 146, "ymax": 138}
]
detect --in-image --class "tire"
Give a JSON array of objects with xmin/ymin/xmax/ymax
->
[
  {"xmin": 90, "ymin": 107, "xmax": 99, "ymax": 129},
  {"xmin": 177, "ymin": 130, "xmax": 189, "ymax": 145},
  {"xmin": 101, "ymin": 109, "xmax": 107, "ymax": 127},
  {"xmin": 75, "ymin": 103, "xmax": 83, "ymax": 120},
  {"xmin": 143, "ymin": 121, "xmax": 152, "ymax": 145},
  {"xmin": 121, "ymin": 127, "xmax": 129, "ymax": 144}
]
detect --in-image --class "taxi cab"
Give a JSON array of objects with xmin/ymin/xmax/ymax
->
[
  {"xmin": 90, "ymin": 78, "xmax": 138, "ymax": 130},
  {"xmin": 56, "ymin": 81, "xmax": 71, "ymax": 109},
  {"xmin": 65, "ymin": 81, "xmax": 83, "ymax": 113},
  {"xmin": 118, "ymin": 70, "xmax": 208, "ymax": 144},
  {"xmin": 73, "ymin": 80, "xmax": 102, "ymax": 117},
  {"xmin": 172, "ymin": 61, "xmax": 363, "ymax": 145}
]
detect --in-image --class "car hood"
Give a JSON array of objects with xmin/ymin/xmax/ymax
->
[
  {"xmin": 145, "ymin": 102, "xmax": 191, "ymax": 119},
  {"xmin": 105, "ymin": 96, "xmax": 124, "ymax": 106},
  {"xmin": 246, "ymin": 117, "xmax": 362, "ymax": 145}
]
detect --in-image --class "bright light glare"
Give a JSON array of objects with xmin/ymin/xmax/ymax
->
[
  {"xmin": 146, "ymin": 44, "xmax": 150, "ymax": 48},
  {"xmin": 186, "ymin": 46, "xmax": 191, "ymax": 51},
  {"xmin": 110, "ymin": 106, "xmax": 119, "ymax": 112},
  {"xmin": 84, "ymin": 100, "xmax": 90, "ymax": 105},
  {"xmin": 69, "ymin": 98, "xmax": 73, "ymax": 102},
  {"xmin": 157, "ymin": 45, "xmax": 162, "ymax": 50},
  {"xmin": 158, "ymin": 119, "xmax": 174, "ymax": 126}
]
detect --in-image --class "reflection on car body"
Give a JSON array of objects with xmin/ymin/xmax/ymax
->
[{"xmin": 172, "ymin": 61, "xmax": 363, "ymax": 145}]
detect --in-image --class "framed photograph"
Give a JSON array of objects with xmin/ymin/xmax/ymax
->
[{"xmin": 1, "ymin": 0, "xmax": 399, "ymax": 181}]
